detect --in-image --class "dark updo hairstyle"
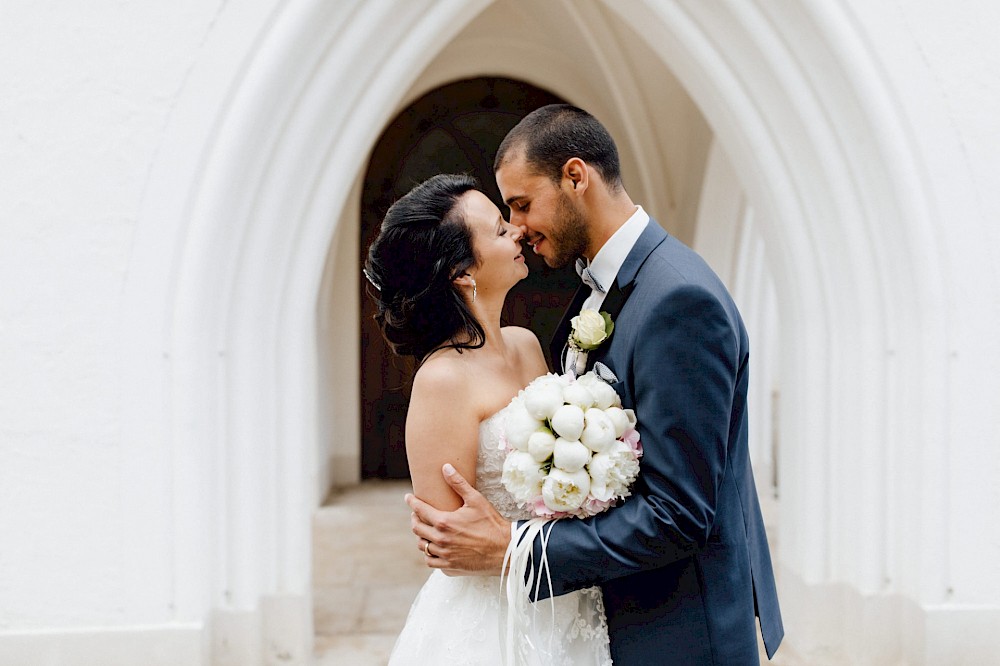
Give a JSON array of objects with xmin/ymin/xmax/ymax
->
[{"xmin": 364, "ymin": 174, "xmax": 484, "ymax": 362}]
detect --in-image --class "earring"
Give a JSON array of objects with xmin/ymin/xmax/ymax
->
[{"xmin": 472, "ymin": 279, "xmax": 477, "ymax": 303}]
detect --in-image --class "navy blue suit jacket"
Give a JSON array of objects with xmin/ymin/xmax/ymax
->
[{"xmin": 534, "ymin": 220, "xmax": 783, "ymax": 664}]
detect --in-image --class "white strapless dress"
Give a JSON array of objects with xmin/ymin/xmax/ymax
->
[{"xmin": 387, "ymin": 404, "xmax": 612, "ymax": 666}]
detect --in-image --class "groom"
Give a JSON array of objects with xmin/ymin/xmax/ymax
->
[{"xmin": 406, "ymin": 104, "xmax": 783, "ymax": 664}]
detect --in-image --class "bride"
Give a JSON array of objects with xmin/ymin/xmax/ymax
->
[{"xmin": 364, "ymin": 173, "xmax": 611, "ymax": 665}]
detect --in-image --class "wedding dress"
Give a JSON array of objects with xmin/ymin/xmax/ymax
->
[{"xmin": 388, "ymin": 403, "xmax": 612, "ymax": 666}]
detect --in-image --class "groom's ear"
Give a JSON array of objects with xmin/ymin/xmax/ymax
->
[{"xmin": 561, "ymin": 158, "xmax": 588, "ymax": 196}]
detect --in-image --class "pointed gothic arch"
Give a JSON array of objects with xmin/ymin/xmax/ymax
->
[
  {"xmin": 123, "ymin": 0, "xmax": 973, "ymax": 661},
  {"xmin": 355, "ymin": 76, "xmax": 570, "ymax": 480}
]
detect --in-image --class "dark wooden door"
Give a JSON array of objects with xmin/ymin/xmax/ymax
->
[{"xmin": 359, "ymin": 77, "xmax": 579, "ymax": 479}]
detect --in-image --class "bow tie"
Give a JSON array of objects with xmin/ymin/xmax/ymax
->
[{"xmin": 575, "ymin": 258, "xmax": 606, "ymax": 293}]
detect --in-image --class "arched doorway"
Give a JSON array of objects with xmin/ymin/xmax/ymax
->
[
  {"xmin": 358, "ymin": 77, "xmax": 575, "ymax": 479},
  {"xmin": 122, "ymin": 0, "xmax": 974, "ymax": 661}
]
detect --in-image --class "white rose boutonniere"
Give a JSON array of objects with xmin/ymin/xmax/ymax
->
[
  {"xmin": 569, "ymin": 309, "xmax": 614, "ymax": 351},
  {"xmin": 568, "ymin": 309, "xmax": 614, "ymax": 376}
]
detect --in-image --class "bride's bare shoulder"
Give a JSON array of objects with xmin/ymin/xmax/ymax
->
[
  {"xmin": 412, "ymin": 350, "xmax": 469, "ymax": 393},
  {"xmin": 501, "ymin": 326, "xmax": 547, "ymax": 373},
  {"xmin": 501, "ymin": 325, "xmax": 541, "ymax": 351}
]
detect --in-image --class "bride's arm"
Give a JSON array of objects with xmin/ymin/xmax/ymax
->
[
  {"xmin": 404, "ymin": 330, "xmax": 547, "ymax": 575},
  {"xmin": 405, "ymin": 357, "xmax": 480, "ymax": 512}
]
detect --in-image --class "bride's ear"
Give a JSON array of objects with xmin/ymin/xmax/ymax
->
[
  {"xmin": 452, "ymin": 272, "xmax": 475, "ymax": 289},
  {"xmin": 453, "ymin": 272, "xmax": 478, "ymax": 303}
]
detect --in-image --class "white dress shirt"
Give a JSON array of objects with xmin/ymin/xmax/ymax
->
[
  {"xmin": 580, "ymin": 205, "xmax": 649, "ymax": 311},
  {"xmin": 564, "ymin": 205, "xmax": 650, "ymax": 374}
]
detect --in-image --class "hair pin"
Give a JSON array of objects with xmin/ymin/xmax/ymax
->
[{"xmin": 362, "ymin": 268, "xmax": 381, "ymax": 291}]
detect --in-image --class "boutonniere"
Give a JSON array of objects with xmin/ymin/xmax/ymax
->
[
  {"xmin": 567, "ymin": 310, "xmax": 614, "ymax": 376},
  {"xmin": 569, "ymin": 309, "xmax": 614, "ymax": 351}
]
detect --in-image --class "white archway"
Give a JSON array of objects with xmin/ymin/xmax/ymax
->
[{"xmin": 124, "ymin": 0, "xmax": 992, "ymax": 662}]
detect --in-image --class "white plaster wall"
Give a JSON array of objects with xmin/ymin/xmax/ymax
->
[
  {"xmin": 0, "ymin": 0, "xmax": 228, "ymax": 635},
  {"xmin": 850, "ymin": 0, "xmax": 1000, "ymax": 600},
  {"xmin": 843, "ymin": 2, "xmax": 1000, "ymax": 659},
  {"xmin": 1, "ymin": 0, "xmax": 998, "ymax": 664},
  {"xmin": 317, "ymin": 174, "xmax": 362, "ymax": 494},
  {"xmin": 0, "ymin": 2, "xmax": 294, "ymax": 663},
  {"xmin": 847, "ymin": 0, "xmax": 1000, "ymax": 604}
]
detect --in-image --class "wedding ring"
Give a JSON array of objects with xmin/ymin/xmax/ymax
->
[{"xmin": 424, "ymin": 541, "xmax": 433, "ymax": 557}]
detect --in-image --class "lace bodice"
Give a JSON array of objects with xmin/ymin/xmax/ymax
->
[{"xmin": 476, "ymin": 404, "xmax": 534, "ymax": 522}]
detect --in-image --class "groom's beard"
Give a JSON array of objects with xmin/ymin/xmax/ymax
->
[{"xmin": 543, "ymin": 192, "xmax": 590, "ymax": 269}]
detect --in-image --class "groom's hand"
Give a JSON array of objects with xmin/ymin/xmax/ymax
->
[{"xmin": 406, "ymin": 463, "xmax": 511, "ymax": 576}]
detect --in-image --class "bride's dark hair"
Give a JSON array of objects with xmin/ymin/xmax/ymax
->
[{"xmin": 364, "ymin": 174, "xmax": 485, "ymax": 361}]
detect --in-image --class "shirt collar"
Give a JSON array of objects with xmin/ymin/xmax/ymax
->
[{"xmin": 583, "ymin": 205, "xmax": 649, "ymax": 292}]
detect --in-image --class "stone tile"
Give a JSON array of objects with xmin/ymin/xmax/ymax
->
[
  {"xmin": 313, "ymin": 479, "xmax": 429, "ymax": 657},
  {"xmin": 313, "ymin": 633, "xmax": 398, "ymax": 666},
  {"xmin": 312, "ymin": 481, "xmax": 422, "ymax": 591},
  {"xmin": 354, "ymin": 551, "xmax": 427, "ymax": 586},
  {"xmin": 322, "ymin": 479, "xmax": 414, "ymax": 507},
  {"xmin": 313, "ymin": 584, "xmax": 365, "ymax": 636}
]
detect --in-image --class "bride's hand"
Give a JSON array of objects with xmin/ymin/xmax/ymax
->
[{"xmin": 406, "ymin": 463, "xmax": 511, "ymax": 576}]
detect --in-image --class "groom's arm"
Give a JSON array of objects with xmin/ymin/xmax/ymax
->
[
  {"xmin": 406, "ymin": 463, "xmax": 512, "ymax": 576},
  {"xmin": 532, "ymin": 282, "xmax": 740, "ymax": 597},
  {"xmin": 404, "ymin": 283, "xmax": 739, "ymax": 581}
]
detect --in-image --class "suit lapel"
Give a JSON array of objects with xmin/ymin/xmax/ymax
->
[
  {"xmin": 584, "ymin": 219, "xmax": 668, "ymax": 371},
  {"xmin": 596, "ymin": 279, "xmax": 631, "ymax": 325},
  {"xmin": 616, "ymin": 218, "xmax": 668, "ymax": 286},
  {"xmin": 549, "ymin": 284, "xmax": 589, "ymax": 372},
  {"xmin": 585, "ymin": 280, "xmax": 632, "ymax": 370},
  {"xmin": 548, "ymin": 219, "xmax": 669, "ymax": 373}
]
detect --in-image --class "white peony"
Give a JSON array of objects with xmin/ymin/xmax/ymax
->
[
  {"xmin": 527, "ymin": 429, "xmax": 556, "ymax": 462},
  {"xmin": 522, "ymin": 378, "xmax": 565, "ymax": 420},
  {"xmin": 576, "ymin": 371, "xmax": 619, "ymax": 409},
  {"xmin": 586, "ymin": 452, "xmax": 616, "ymax": 501},
  {"xmin": 501, "ymin": 450, "xmax": 547, "ymax": 503},
  {"xmin": 612, "ymin": 441, "xmax": 641, "ymax": 484},
  {"xmin": 604, "ymin": 407, "xmax": 630, "ymax": 438},
  {"xmin": 587, "ymin": 380, "xmax": 619, "ymax": 410},
  {"xmin": 550, "ymin": 404, "xmax": 585, "ymax": 440},
  {"xmin": 563, "ymin": 382, "xmax": 596, "ymax": 409},
  {"xmin": 505, "ymin": 403, "xmax": 545, "ymax": 451},
  {"xmin": 580, "ymin": 408, "xmax": 616, "ymax": 453},
  {"xmin": 541, "ymin": 467, "xmax": 592, "ymax": 512},
  {"xmin": 552, "ymin": 437, "xmax": 591, "ymax": 473},
  {"xmin": 588, "ymin": 443, "xmax": 641, "ymax": 502}
]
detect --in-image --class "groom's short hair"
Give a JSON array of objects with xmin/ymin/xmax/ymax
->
[{"xmin": 494, "ymin": 104, "xmax": 623, "ymax": 191}]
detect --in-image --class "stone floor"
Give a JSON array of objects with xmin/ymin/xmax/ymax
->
[
  {"xmin": 312, "ymin": 480, "xmax": 428, "ymax": 665},
  {"xmin": 312, "ymin": 480, "xmax": 807, "ymax": 665}
]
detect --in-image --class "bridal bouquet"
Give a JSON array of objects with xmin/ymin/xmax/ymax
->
[{"xmin": 500, "ymin": 371, "xmax": 642, "ymax": 518}]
